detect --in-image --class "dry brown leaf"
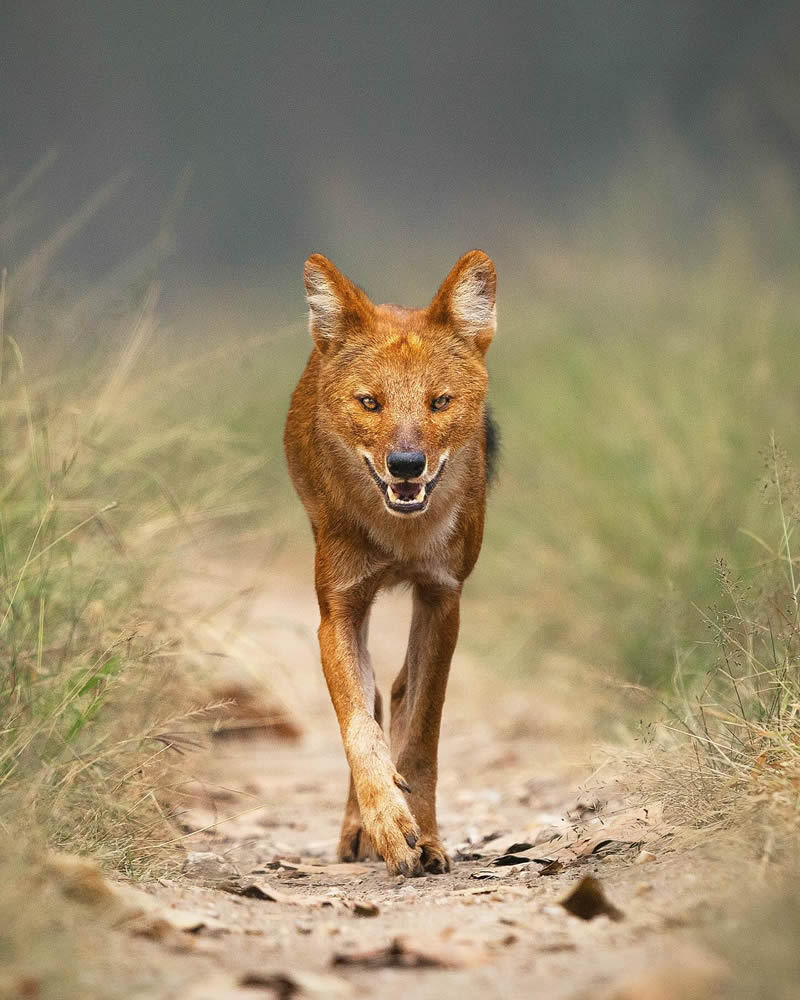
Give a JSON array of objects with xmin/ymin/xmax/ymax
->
[
  {"xmin": 560, "ymin": 876, "xmax": 625, "ymax": 921},
  {"xmin": 478, "ymin": 833, "xmax": 537, "ymax": 857},
  {"xmin": 222, "ymin": 878, "xmax": 376, "ymax": 916},
  {"xmin": 332, "ymin": 936, "xmax": 485, "ymax": 970},
  {"xmin": 223, "ymin": 879, "xmax": 335, "ymax": 907},
  {"xmin": 240, "ymin": 969, "xmax": 354, "ymax": 997},
  {"xmin": 453, "ymin": 885, "xmax": 532, "ymax": 900},
  {"xmin": 489, "ymin": 802, "xmax": 670, "ymax": 871},
  {"xmin": 576, "ymin": 838, "xmax": 642, "ymax": 859},
  {"xmin": 268, "ymin": 860, "xmax": 371, "ymax": 877},
  {"xmin": 470, "ymin": 867, "xmax": 515, "ymax": 880},
  {"xmin": 537, "ymin": 859, "xmax": 565, "ymax": 876}
]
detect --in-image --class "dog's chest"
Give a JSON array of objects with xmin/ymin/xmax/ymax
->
[
  {"xmin": 381, "ymin": 554, "xmax": 461, "ymax": 591},
  {"xmin": 366, "ymin": 508, "xmax": 462, "ymax": 587}
]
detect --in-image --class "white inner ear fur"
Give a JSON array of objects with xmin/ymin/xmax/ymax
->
[
  {"xmin": 305, "ymin": 268, "xmax": 342, "ymax": 339},
  {"xmin": 450, "ymin": 269, "xmax": 497, "ymax": 334}
]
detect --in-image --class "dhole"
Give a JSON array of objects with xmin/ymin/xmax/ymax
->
[{"xmin": 284, "ymin": 250, "xmax": 498, "ymax": 876}]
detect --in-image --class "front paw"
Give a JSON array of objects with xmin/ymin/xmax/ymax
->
[
  {"xmin": 418, "ymin": 837, "xmax": 451, "ymax": 874},
  {"xmin": 360, "ymin": 791, "xmax": 423, "ymax": 877}
]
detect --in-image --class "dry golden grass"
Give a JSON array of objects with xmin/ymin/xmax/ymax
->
[
  {"xmin": 0, "ymin": 254, "xmax": 279, "ymax": 876},
  {"xmin": 628, "ymin": 439, "xmax": 800, "ymax": 848}
]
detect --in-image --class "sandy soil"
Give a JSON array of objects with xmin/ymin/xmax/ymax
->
[{"xmin": 116, "ymin": 542, "xmax": 736, "ymax": 999}]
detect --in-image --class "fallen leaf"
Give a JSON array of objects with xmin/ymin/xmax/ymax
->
[
  {"xmin": 453, "ymin": 885, "xmax": 532, "ymax": 901},
  {"xmin": 540, "ymin": 939, "xmax": 578, "ymax": 954},
  {"xmin": 490, "ymin": 852, "xmax": 559, "ymax": 868},
  {"xmin": 489, "ymin": 801, "xmax": 671, "ymax": 872},
  {"xmin": 332, "ymin": 936, "xmax": 485, "ymax": 970},
  {"xmin": 222, "ymin": 878, "xmax": 376, "ymax": 917},
  {"xmin": 479, "ymin": 833, "xmax": 536, "ymax": 857},
  {"xmin": 266, "ymin": 860, "xmax": 371, "ymax": 877},
  {"xmin": 240, "ymin": 969, "xmax": 353, "ymax": 997},
  {"xmin": 560, "ymin": 877, "xmax": 625, "ymax": 922},
  {"xmin": 537, "ymin": 859, "xmax": 564, "ymax": 876},
  {"xmin": 223, "ymin": 879, "xmax": 335, "ymax": 907},
  {"xmin": 470, "ymin": 868, "xmax": 514, "ymax": 880},
  {"xmin": 491, "ymin": 853, "xmax": 542, "ymax": 867},
  {"xmin": 580, "ymin": 838, "xmax": 643, "ymax": 859},
  {"xmin": 634, "ymin": 850, "xmax": 657, "ymax": 866}
]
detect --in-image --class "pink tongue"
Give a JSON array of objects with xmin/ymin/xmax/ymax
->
[{"xmin": 393, "ymin": 482, "xmax": 420, "ymax": 500}]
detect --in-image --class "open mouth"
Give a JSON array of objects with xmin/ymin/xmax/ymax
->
[{"xmin": 363, "ymin": 456, "xmax": 447, "ymax": 515}]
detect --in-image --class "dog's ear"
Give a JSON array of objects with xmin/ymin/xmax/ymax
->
[
  {"xmin": 428, "ymin": 250, "xmax": 497, "ymax": 355},
  {"xmin": 303, "ymin": 254, "xmax": 374, "ymax": 353}
]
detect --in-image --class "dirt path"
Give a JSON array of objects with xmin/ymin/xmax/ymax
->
[{"xmin": 122, "ymin": 543, "xmax": 733, "ymax": 999}]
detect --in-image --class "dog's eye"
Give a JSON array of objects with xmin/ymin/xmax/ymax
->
[
  {"xmin": 359, "ymin": 395, "xmax": 381, "ymax": 412},
  {"xmin": 431, "ymin": 394, "xmax": 451, "ymax": 412}
]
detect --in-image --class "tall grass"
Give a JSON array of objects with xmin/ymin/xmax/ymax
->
[
  {"xmin": 1, "ymin": 301, "xmax": 168, "ymax": 867},
  {"xmin": 0, "ymin": 166, "xmax": 279, "ymax": 870},
  {"xmin": 640, "ymin": 439, "xmax": 800, "ymax": 834},
  {"xmin": 0, "ymin": 316, "xmax": 288, "ymax": 869}
]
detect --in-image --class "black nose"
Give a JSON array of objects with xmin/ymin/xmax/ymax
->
[{"xmin": 387, "ymin": 450, "xmax": 426, "ymax": 479}]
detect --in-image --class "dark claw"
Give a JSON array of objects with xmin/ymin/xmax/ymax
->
[
  {"xmin": 395, "ymin": 776, "xmax": 412, "ymax": 793},
  {"xmin": 405, "ymin": 831, "xmax": 418, "ymax": 849}
]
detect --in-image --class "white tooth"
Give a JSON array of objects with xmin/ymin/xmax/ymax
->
[{"xmin": 387, "ymin": 483, "xmax": 425, "ymax": 505}]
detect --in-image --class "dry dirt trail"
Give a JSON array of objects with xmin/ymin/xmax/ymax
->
[{"xmin": 123, "ymin": 540, "xmax": 735, "ymax": 999}]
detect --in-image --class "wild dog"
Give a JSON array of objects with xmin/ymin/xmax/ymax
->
[{"xmin": 284, "ymin": 250, "xmax": 498, "ymax": 876}]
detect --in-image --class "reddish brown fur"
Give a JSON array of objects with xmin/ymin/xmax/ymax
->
[{"xmin": 284, "ymin": 250, "xmax": 496, "ymax": 876}]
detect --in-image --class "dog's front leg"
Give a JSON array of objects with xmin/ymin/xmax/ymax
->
[
  {"xmin": 392, "ymin": 582, "xmax": 460, "ymax": 874},
  {"xmin": 317, "ymin": 585, "xmax": 423, "ymax": 877}
]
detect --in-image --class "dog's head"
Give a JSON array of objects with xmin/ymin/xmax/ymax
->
[{"xmin": 304, "ymin": 250, "xmax": 496, "ymax": 517}]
